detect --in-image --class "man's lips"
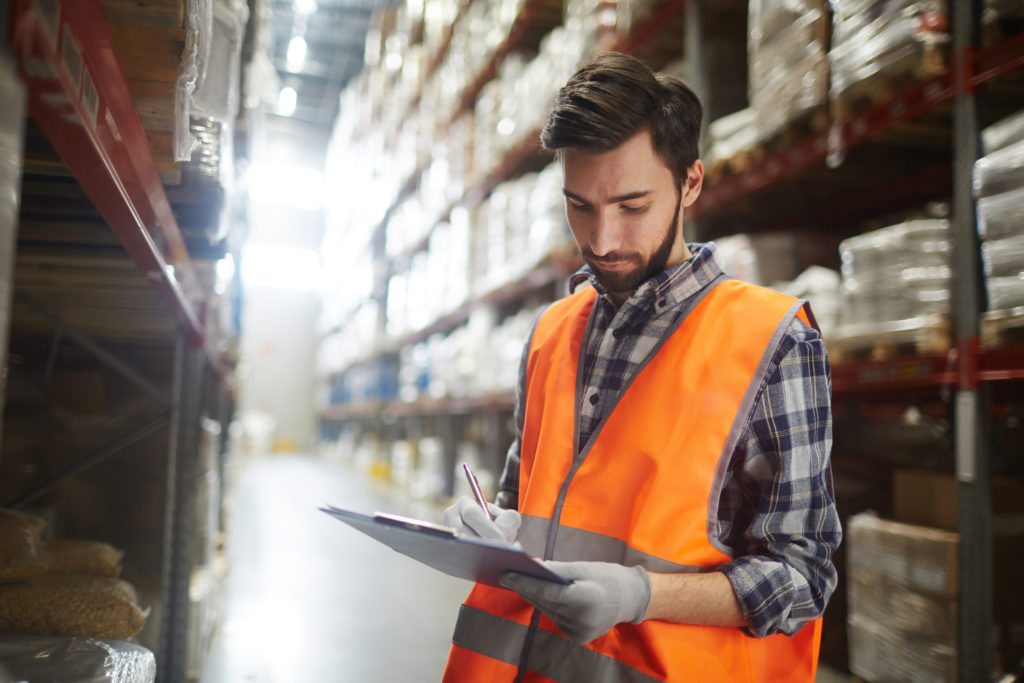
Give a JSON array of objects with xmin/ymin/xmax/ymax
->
[{"xmin": 591, "ymin": 259, "xmax": 631, "ymax": 272}]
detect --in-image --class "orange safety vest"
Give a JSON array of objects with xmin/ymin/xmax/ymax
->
[{"xmin": 443, "ymin": 278, "xmax": 823, "ymax": 682}]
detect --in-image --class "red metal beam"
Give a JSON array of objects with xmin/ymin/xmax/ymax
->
[{"xmin": 9, "ymin": 0, "xmax": 205, "ymax": 344}]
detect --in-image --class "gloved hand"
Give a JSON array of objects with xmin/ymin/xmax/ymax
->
[
  {"xmin": 442, "ymin": 495, "xmax": 521, "ymax": 544},
  {"xmin": 499, "ymin": 561, "xmax": 651, "ymax": 644}
]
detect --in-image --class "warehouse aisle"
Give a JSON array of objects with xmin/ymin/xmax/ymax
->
[{"xmin": 201, "ymin": 453, "xmax": 469, "ymax": 682}]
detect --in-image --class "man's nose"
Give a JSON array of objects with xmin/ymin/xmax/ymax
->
[{"xmin": 589, "ymin": 211, "xmax": 621, "ymax": 257}]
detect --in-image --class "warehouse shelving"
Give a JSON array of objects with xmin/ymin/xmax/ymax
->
[
  {"xmin": 2, "ymin": 1, "xmax": 239, "ymax": 681},
  {"xmin": 323, "ymin": 0, "xmax": 694, "ymax": 389}
]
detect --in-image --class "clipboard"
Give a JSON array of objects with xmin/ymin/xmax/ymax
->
[{"xmin": 319, "ymin": 504, "xmax": 569, "ymax": 588}]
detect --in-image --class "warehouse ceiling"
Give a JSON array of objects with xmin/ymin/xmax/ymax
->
[{"xmin": 268, "ymin": 0, "xmax": 390, "ymax": 128}]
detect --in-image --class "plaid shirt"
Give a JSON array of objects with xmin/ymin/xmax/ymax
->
[{"xmin": 497, "ymin": 242, "xmax": 841, "ymax": 637}]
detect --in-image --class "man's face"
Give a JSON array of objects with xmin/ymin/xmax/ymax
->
[{"xmin": 562, "ymin": 130, "xmax": 704, "ymax": 304}]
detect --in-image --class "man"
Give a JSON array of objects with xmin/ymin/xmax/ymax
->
[{"xmin": 442, "ymin": 52, "xmax": 840, "ymax": 682}]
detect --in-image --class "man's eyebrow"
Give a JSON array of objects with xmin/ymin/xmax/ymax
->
[{"xmin": 562, "ymin": 189, "xmax": 652, "ymax": 204}]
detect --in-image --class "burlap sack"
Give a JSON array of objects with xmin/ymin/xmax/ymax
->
[{"xmin": 0, "ymin": 574, "xmax": 147, "ymax": 640}]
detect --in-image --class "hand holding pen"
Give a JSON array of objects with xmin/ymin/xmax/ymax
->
[{"xmin": 441, "ymin": 464, "xmax": 521, "ymax": 544}]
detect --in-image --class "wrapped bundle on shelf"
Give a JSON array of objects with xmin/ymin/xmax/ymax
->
[
  {"xmin": 835, "ymin": 218, "xmax": 951, "ymax": 356},
  {"xmin": 705, "ymin": 108, "xmax": 758, "ymax": 180},
  {"xmin": 976, "ymin": 111, "xmax": 1024, "ymax": 316},
  {"xmin": 0, "ymin": 636, "xmax": 156, "ymax": 683},
  {"xmin": 748, "ymin": 0, "xmax": 829, "ymax": 143},
  {"xmin": 846, "ymin": 512, "xmax": 958, "ymax": 683},
  {"xmin": 829, "ymin": 0, "xmax": 949, "ymax": 120}
]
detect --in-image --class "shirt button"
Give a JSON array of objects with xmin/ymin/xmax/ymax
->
[
  {"xmin": 589, "ymin": 393, "xmax": 599, "ymax": 405},
  {"xmin": 612, "ymin": 327, "xmax": 623, "ymax": 339},
  {"xmin": 657, "ymin": 298, "xmax": 667, "ymax": 309}
]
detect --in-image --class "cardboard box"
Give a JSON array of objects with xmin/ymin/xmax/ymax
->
[{"xmin": 893, "ymin": 469, "xmax": 1024, "ymax": 532}]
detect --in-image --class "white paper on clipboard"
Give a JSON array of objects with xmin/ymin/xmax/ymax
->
[{"xmin": 319, "ymin": 504, "xmax": 569, "ymax": 587}]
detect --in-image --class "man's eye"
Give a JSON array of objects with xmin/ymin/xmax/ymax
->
[
  {"xmin": 568, "ymin": 200, "xmax": 590, "ymax": 211},
  {"xmin": 621, "ymin": 204, "xmax": 647, "ymax": 214}
]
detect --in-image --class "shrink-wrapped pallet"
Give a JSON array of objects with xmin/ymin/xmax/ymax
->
[
  {"xmin": 846, "ymin": 512, "xmax": 958, "ymax": 683},
  {"xmin": 975, "ymin": 110, "xmax": 1024, "ymax": 313},
  {"xmin": 837, "ymin": 219, "xmax": 951, "ymax": 328},
  {"xmin": 0, "ymin": 636, "xmax": 156, "ymax": 683},
  {"xmin": 829, "ymin": 0, "xmax": 949, "ymax": 116},
  {"xmin": 748, "ymin": 0, "xmax": 828, "ymax": 142}
]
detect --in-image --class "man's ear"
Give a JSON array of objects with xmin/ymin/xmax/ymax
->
[{"xmin": 681, "ymin": 160, "xmax": 704, "ymax": 208}]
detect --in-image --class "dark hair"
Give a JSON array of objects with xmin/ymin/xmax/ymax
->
[{"xmin": 540, "ymin": 52, "xmax": 703, "ymax": 187}]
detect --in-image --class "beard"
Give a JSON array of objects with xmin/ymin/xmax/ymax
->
[{"xmin": 583, "ymin": 197, "xmax": 682, "ymax": 299}]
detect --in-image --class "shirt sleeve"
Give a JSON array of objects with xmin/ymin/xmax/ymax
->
[
  {"xmin": 495, "ymin": 315, "xmax": 539, "ymax": 510},
  {"xmin": 717, "ymin": 317, "xmax": 842, "ymax": 638}
]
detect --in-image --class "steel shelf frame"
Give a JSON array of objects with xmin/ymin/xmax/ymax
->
[
  {"xmin": 692, "ymin": 30, "xmax": 1024, "ymax": 219},
  {"xmin": 8, "ymin": 0, "xmax": 206, "ymax": 343}
]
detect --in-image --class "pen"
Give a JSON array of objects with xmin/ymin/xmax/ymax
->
[{"xmin": 462, "ymin": 463, "xmax": 494, "ymax": 521}]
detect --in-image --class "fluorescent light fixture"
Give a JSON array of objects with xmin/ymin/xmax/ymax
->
[
  {"xmin": 287, "ymin": 35, "xmax": 307, "ymax": 71},
  {"xmin": 294, "ymin": 0, "xmax": 317, "ymax": 13},
  {"xmin": 277, "ymin": 86, "xmax": 297, "ymax": 116},
  {"xmin": 241, "ymin": 244, "xmax": 323, "ymax": 292},
  {"xmin": 247, "ymin": 161, "xmax": 325, "ymax": 211}
]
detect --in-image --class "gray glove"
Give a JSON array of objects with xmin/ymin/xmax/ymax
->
[
  {"xmin": 499, "ymin": 560, "xmax": 651, "ymax": 644},
  {"xmin": 442, "ymin": 495, "xmax": 521, "ymax": 544}
]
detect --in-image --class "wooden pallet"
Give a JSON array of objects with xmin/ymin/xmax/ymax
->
[
  {"xmin": 832, "ymin": 44, "xmax": 948, "ymax": 122},
  {"xmin": 708, "ymin": 105, "xmax": 829, "ymax": 183},
  {"xmin": 981, "ymin": 307, "xmax": 1024, "ymax": 348},
  {"xmin": 829, "ymin": 314, "xmax": 951, "ymax": 363}
]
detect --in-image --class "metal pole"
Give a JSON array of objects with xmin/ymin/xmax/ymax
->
[
  {"xmin": 158, "ymin": 333, "xmax": 206, "ymax": 683},
  {"xmin": 0, "ymin": 13, "xmax": 27, "ymax": 459},
  {"xmin": 952, "ymin": 2, "xmax": 992, "ymax": 681}
]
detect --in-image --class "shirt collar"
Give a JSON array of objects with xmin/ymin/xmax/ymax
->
[{"xmin": 568, "ymin": 242, "xmax": 725, "ymax": 310}]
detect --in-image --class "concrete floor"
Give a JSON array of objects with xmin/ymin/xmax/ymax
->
[
  {"xmin": 201, "ymin": 453, "xmax": 852, "ymax": 682},
  {"xmin": 200, "ymin": 453, "xmax": 470, "ymax": 682}
]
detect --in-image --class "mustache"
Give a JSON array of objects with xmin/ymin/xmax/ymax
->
[{"xmin": 581, "ymin": 249, "xmax": 640, "ymax": 264}]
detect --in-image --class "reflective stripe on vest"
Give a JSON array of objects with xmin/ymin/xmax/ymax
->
[{"xmin": 444, "ymin": 279, "xmax": 822, "ymax": 682}]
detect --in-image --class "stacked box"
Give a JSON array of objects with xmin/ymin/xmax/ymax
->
[
  {"xmin": 846, "ymin": 512, "xmax": 958, "ymax": 683},
  {"xmin": 837, "ymin": 218, "xmax": 951, "ymax": 329},
  {"xmin": 830, "ymin": 0, "xmax": 949, "ymax": 116},
  {"xmin": 748, "ymin": 0, "xmax": 828, "ymax": 142},
  {"xmin": 976, "ymin": 110, "xmax": 1024, "ymax": 311}
]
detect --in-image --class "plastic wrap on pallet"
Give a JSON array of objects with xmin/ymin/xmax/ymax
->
[
  {"xmin": 748, "ymin": 3, "xmax": 827, "ymax": 141},
  {"xmin": 838, "ymin": 219, "xmax": 951, "ymax": 326},
  {"xmin": 974, "ymin": 138, "xmax": 1024, "ymax": 199},
  {"xmin": 174, "ymin": 0, "xmax": 213, "ymax": 161},
  {"xmin": 193, "ymin": 0, "xmax": 249, "ymax": 122},
  {"xmin": 978, "ymin": 185, "xmax": 1024, "ymax": 239},
  {"xmin": 846, "ymin": 512, "xmax": 959, "ymax": 683},
  {"xmin": 0, "ymin": 636, "xmax": 156, "ymax": 683},
  {"xmin": 982, "ymin": 109, "xmax": 1024, "ymax": 154},
  {"xmin": 706, "ymin": 108, "xmax": 758, "ymax": 169},
  {"xmin": 750, "ymin": 0, "xmax": 822, "ymax": 43},
  {"xmin": 830, "ymin": 0, "xmax": 949, "ymax": 101},
  {"xmin": 847, "ymin": 613, "xmax": 956, "ymax": 683},
  {"xmin": 175, "ymin": 0, "xmax": 247, "ymax": 162},
  {"xmin": 982, "ymin": 233, "xmax": 1024, "ymax": 276},
  {"xmin": 986, "ymin": 274, "xmax": 1024, "ymax": 310}
]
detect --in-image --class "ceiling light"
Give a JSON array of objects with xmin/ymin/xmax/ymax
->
[
  {"xmin": 277, "ymin": 86, "xmax": 297, "ymax": 116},
  {"xmin": 294, "ymin": 0, "xmax": 317, "ymax": 14},
  {"xmin": 287, "ymin": 35, "xmax": 307, "ymax": 71}
]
